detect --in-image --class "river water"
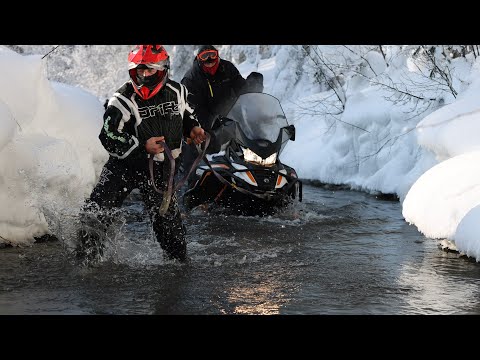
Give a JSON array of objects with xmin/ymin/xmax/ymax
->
[{"xmin": 1, "ymin": 184, "xmax": 479, "ymax": 315}]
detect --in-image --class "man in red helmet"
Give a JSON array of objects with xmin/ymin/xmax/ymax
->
[{"xmin": 76, "ymin": 45, "xmax": 206, "ymax": 264}]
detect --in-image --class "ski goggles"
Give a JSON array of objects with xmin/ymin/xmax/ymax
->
[
  {"xmin": 128, "ymin": 60, "xmax": 169, "ymax": 71},
  {"xmin": 197, "ymin": 49, "xmax": 219, "ymax": 62}
]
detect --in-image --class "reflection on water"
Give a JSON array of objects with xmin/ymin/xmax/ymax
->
[
  {"xmin": 1, "ymin": 184, "xmax": 480, "ymax": 314},
  {"xmin": 225, "ymin": 268, "xmax": 296, "ymax": 315},
  {"xmin": 229, "ymin": 283, "xmax": 284, "ymax": 315},
  {"xmin": 398, "ymin": 248, "xmax": 480, "ymax": 315}
]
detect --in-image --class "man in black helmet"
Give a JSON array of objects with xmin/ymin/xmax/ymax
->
[{"xmin": 179, "ymin": 45, "xmax": 263, "ymax": 177}]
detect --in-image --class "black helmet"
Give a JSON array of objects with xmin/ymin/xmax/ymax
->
[{"xmin": 197, "ymin": 45, "xmax": 218, "ymax": 54}]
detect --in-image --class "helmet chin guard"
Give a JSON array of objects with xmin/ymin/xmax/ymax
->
[{"xmin": 128, "ymin": 45, "xmax": 170, "ymax": 100}]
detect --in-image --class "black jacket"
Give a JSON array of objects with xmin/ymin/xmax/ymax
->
[
  {"xmin": 181, "ymin": 58, "xmax": 247, "ymax": 130},
  {"xmin": 99, "ymin": 79, "xmax": 200, "ymax": 164}
]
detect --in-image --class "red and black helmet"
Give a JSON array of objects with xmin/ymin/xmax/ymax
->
[{"xmin": 128, "ymin": 45, "xmax": 170, "ymax": 100}]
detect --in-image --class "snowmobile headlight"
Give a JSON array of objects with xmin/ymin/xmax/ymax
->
[{"xmin": 242, "ymin": 148, "xmax": 277, "ymax": 166}]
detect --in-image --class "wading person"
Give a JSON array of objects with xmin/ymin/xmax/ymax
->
[{"xmin": 76, "ymin": 45, "xmax": 206, "ymax": 263}]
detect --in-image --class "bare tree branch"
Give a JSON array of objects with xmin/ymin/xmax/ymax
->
[
  {"xmin": 421, "ymin": 45, "xmax": 458, "ymax": 98},
  {"xmin": 378, "ymin": 45, "xmax": 388, "ymax": 66},
  {"xmin": 342, "ymin": 45, "xmax": 378, "ymax": 76}
]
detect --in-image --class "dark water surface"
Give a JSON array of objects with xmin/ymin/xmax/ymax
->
[{"xmin": 1, "ymin": 184, "xmax": 479, "ymax": 315}]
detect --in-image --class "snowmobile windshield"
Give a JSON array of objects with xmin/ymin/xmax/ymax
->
[{"xmin": 226, "ymin": 93, "xmax": 289, "ymax": 142}]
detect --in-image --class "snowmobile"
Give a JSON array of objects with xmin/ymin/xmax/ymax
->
[{"xmin": 183, "ymin": 92, "xmax": 302, "ymax": 216}]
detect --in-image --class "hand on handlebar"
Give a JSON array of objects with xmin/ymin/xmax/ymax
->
[{"xmin": 190, "ymin": 126, "xmax": 207, "ymax": 145}]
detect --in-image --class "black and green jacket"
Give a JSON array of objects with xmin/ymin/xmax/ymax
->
[{"xmin": 99, "ymin": 79, "xmax": 200, "ymax": 163}]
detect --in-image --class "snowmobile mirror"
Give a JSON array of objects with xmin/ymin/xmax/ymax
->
[{"xmin": 284, "ymin": 124, "xmax": 295, "ymax": 141}]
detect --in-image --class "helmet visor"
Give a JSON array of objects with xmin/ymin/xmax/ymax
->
[{"xmin": 128, "ymin": 59, "xmax": 169, "ymax": 71}]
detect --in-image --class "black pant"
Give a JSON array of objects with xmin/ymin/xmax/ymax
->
[{"xmin": 78, "ymin": 156, "xmax": 186, "ymax": 261}]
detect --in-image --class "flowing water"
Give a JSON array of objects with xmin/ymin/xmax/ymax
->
[{"xmin": 1, "ymin": 184, "xmax": 479, "ymax": 315}]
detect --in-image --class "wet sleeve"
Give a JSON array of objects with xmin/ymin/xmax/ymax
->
[{"xmin": 98, "ymin": 105, "xmax": 140, "ymax": 159}]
